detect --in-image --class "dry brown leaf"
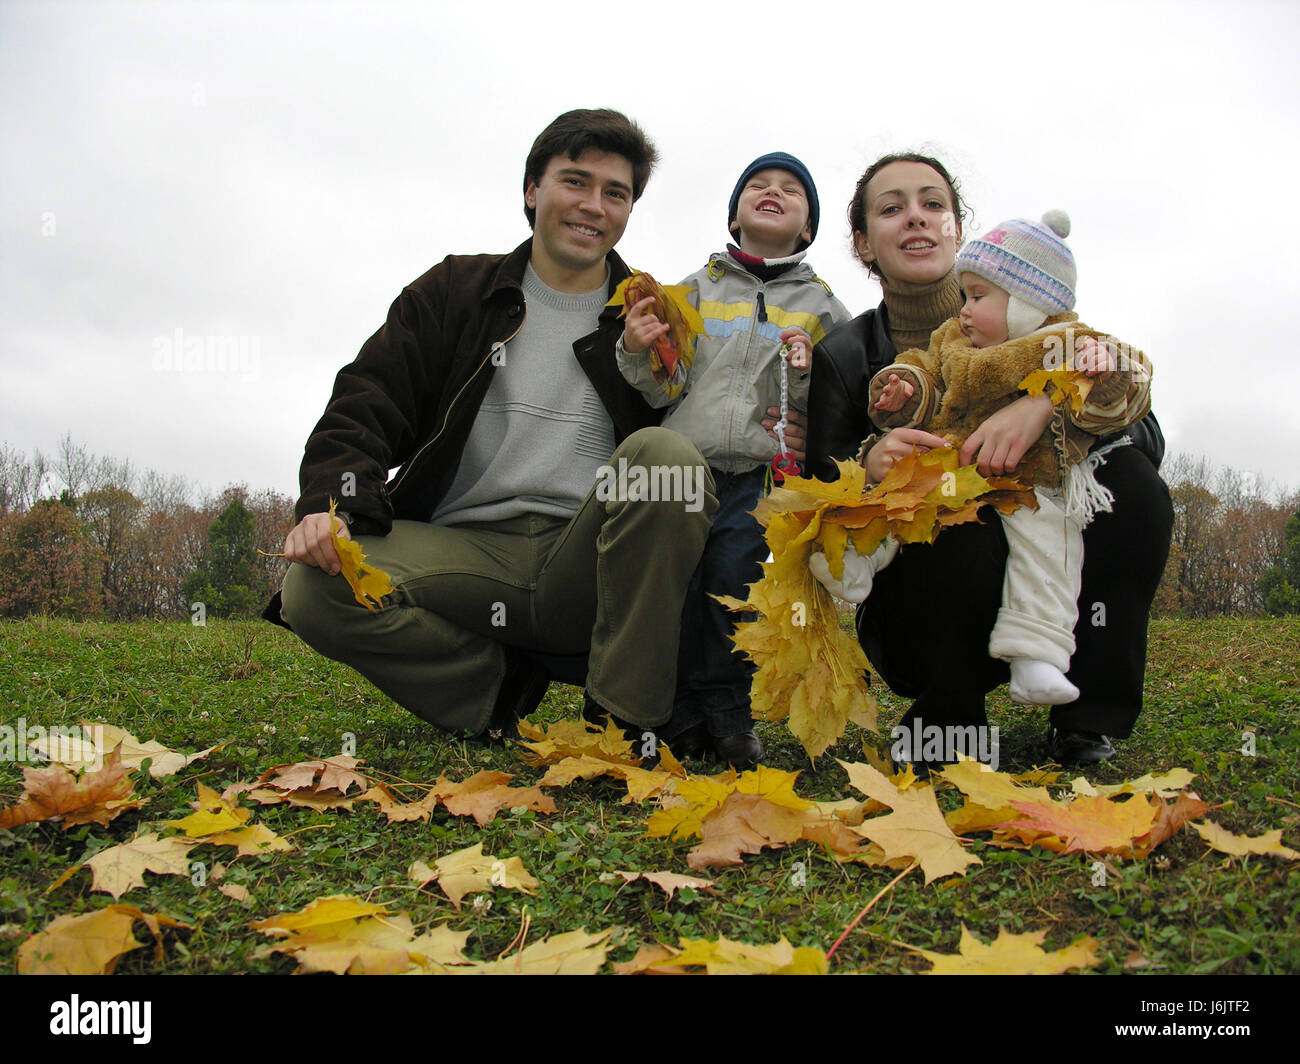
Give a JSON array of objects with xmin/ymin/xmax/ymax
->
[
  {"xmin": 612, "ymin": 870, "xmax": 715, "ymax": 901},
  {"xmin": 458, "ymin": 927, "xmax": 615, "ymax": 975},
  {"xmin": 30, "ymin": 722, "xmax": 222, "ymax": 779},
  {"xmin": 624, "ymin": 934, "xmax": 827, "ymax": 975},
  {"xmin": 997, "ymin": 794, "xmax": 1160, "ymax": 856},
  {"xmin": 356, "ymin": 783, "xmax": 437, "ymax": 823},
  {"xmin": 409, "ymin": 843, "xmax": 538, "ymax": 909},
  {"xmin": 0, "ymin": 747, "xmax": 143, "ymax": 831}
]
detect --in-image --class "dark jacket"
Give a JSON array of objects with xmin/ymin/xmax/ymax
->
[
  {"xmin": 265, "ymin": 239, "xmax": 661, "ymax": 624},
  {"xmin": 806, "ymin": 303, "xmax": 1166, "ymax": 483}
]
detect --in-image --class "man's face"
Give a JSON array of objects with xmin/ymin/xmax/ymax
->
[{"xmin": 525, "ymin": 149, "xmax": 635, "ymax": 290}]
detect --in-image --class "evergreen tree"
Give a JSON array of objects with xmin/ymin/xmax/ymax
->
[
  {"xmin": 1260, "ymin": 510, "xmax": 1300, "ymax": 615},
  {"xmin": 182, "ymin": 498, "xmax": 262, "ymax": 617}
]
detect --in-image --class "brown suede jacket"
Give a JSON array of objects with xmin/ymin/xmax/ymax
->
[{"xmin": 868, "ymin": 314, "xmax": 1153, "ymax": 490}]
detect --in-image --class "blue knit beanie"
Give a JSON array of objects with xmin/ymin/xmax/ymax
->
[{"xmin": 727, "ymin": 151, "xmax": 820, "ymax": 247}]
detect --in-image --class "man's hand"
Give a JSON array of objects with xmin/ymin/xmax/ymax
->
[
  {"xmin": 864, "ymin": 427, "xmax": 948, "ymax": 483},
  {"xmin": 283, "ymin": 513, "xmax": 347, "ymax": 575},
  {"xmin": 875, "ymin": 373, "xmax": 915, "ymax": 412},
  {"xmin": 763, "ymin": 406, "xmax": 807, "ymax": 464},
  {"xmin": 622, "ymin": 295, "xmax": 670, "ymax": 355},
  {"xmin": 958, "ymin": 393, "xmax": 1054, "ymax": 476},
  {"xmin": 778, "ymin": 326, "xmax": 813, "ymax": 370}
]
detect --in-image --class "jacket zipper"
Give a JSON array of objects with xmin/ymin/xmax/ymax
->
[{"xmin": 388, "ymin": 316, "xmax": 525, "ymax": 493}]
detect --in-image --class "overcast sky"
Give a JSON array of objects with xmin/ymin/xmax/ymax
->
[{"xmin": 3, "ymin": 0, "xmax": 1299, "ymax": 505}]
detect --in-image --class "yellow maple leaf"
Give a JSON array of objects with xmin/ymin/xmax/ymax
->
[
  {"xmin": 1071, "ymin": 767, "xmax": 1197, "ymax": 799},
  {"xmin": 50, "ymin": 832, "xmax": 196, "ymax": 900},
  {"xmin": 458, "ymin": 927, "xmax": 616, "ymax": 975},
  {"xmin": 913, "ymin": 924, "xmax": 1101, "ymax": 975},
  {"xmin": 1018, "ymin": 367, "xmax": 1095, "ymax": 415},
  {"xmin": 635, "ymin": 933, "xmax": 827, "ymax": 975},
  {"xmin": 251, "ymin": 896, "xmax": 420, "ymax": 975},
  {"xmin": 29, "ymin": 722, "xmax": 222, "ymax": 779},
  {"xmin": 18, "ymin": 905, "xmax": 191, "ymax": 974},
  {"xmin": 165, "ymin": 781, "xmax": 252, "ymax": 837},
  {"xmin": 938, "ymin": 756, "xmax": 1055, "ymax": 835},
  {"xmin": 1191, "ymin": 821, "xmax": 1300, "ymax": 860},
  {"xmin": 410, "ymin": 843, "xmax": 539, "ymax": 909},
  {"xmin": 328, "ymin": 497, "xmax": 395, "ymax": 611},
  {"xmin": 839, "ymin": 760, "xmax": 980, "ymax": 883},
  {"xmin": 612, "ymin": 870, "xmax": 715, "ymax": 901},
  {"xmin": 997, "ymin": 794, "xmax": 1161, "ymax": 856}
]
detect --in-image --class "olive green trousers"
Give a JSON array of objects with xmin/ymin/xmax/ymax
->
[{"xmin": 279, "ymin": 428, "xmax": 716, "ymax": 734}]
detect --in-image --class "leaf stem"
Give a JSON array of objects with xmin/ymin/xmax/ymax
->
[{"xmin": 824, "ymin": 859, "xmax": 918, "ymax": 963}]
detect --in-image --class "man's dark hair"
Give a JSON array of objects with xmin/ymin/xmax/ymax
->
[{"xmin": 522, "ymin": 108, "xmax": 659, "ymax": 227}]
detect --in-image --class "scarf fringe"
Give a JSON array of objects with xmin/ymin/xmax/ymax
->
[{"xmin": 1064, "ymin": 436, "xmax": 1132, "ymax": 525}]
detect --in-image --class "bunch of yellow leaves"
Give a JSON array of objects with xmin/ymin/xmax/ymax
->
[
  {"xmin": 721, "ymin": 450, "xmax": 1036, "ymax": 758},
  {"xmin": 607, "ymin": 271, "xmax": 704, "ymax": 401}
]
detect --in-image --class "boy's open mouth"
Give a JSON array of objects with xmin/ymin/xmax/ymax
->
[{"xmin": 757, "ymin": 199, "xmax": 784, "ymax": 214}]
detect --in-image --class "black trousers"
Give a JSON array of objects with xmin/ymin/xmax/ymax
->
[{"xmin": 857, "ymin": 445, "xmax": 1173, "ymax": 738}]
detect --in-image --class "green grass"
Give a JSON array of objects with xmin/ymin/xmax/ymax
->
[{"xmin": 0, "ymin": 616, "xmax": 1297, "ymax": 974}]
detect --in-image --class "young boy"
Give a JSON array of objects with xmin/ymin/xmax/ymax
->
[
  {"xmin": 617, "ymin": 152, "xmax": 849, "ymax": 767},
  {"xmin": 811, "ymin": 212, "xmax": 1152, "ymax": 707}
]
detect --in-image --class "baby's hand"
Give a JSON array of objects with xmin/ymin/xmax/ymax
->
[
  {"xmin": 623, "ymin": 295, "xmax": 671, "ymax": 355},
  {"xmin": 875, "ymin": 373, "xmax": 915, "ymax": 412},
  {"xmin": 1076, "ymin": 336, "xmax": 1117, "ymax": 380},
  {"xmin": 779, "ymin": 327, "xmax": 813, "ymax": 370}
]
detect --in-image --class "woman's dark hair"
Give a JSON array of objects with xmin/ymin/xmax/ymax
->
[
  {"xmin": 522, "ymin": 109, "xmax": 659, "ymax": 227},
  {"xmin": 846, "ymin": 152, "xmax": 967, "ymax": 279}
]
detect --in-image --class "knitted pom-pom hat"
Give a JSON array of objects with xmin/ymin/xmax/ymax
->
[
  {"xmin": 727, "ymin": 151, "xmax": 820, "ymax": 248},
  {"xmin": 955, "ymin": 211, "xmax": 1076, "ymax": 328}
]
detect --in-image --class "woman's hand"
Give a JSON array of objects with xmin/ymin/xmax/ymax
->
[
  {"xmin": 864, "ymin": 427, "xmax": 948, "ymax": 482},
  {"xmin": 959, "ymin": 394, "xmax": 1054, "ymax": 476}
]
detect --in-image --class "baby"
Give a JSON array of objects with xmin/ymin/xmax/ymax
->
[{"xmin": 812, "ymin": 212, "xmax": 1152, "ymax": 705}]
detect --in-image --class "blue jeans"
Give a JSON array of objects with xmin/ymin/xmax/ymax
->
[{"xmin": 671, "ymin": 465, "xmax": 769, "ymax": 738}]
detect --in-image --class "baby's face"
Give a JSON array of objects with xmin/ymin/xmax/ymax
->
[{"xmin": 958, "ymin": 273, "xmax": 1010, "ymax": 348}]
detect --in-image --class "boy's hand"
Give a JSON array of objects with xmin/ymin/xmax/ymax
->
[
  {"xmin": 622, "ymin": 295, "xmax": 671, "ymax": 354},
  {"xmin": 1076, "ymin": 336, "xmax": 1117, "ymax": 380},
  {"xmin": 875, "ymin": 373, "xmax": 915, "ymax": 412},
  {"xmin": 779, "ymin": 327, "xmax": 813, "ymax": 369}
]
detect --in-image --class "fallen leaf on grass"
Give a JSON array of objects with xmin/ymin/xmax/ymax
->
[
  {"xmin": 18, "ymin": 905, "xmax": 191, "ymax": 974},
  {"xmin": 49, "ymin": 832, "xmax": 196, "ymax": 899},
  {"xmin": 30, "ymin": 722, "xmax": 222, "ymax": 779},
  {"xmin": 997, "ymin": 794, "xmax": 1160, "ymax": 856},
  {"xmin": 241, "ymin": 754, "xmax": 368, "ymax": 810},
  {"xmin": 840, "ymin": 760, "xmax": 980, "ymax": 883},
  {"xmin": 0, "ymin": 747, "xmax": 143, "ymax": 831},
  {"xmin": 1191, "ymin": 821, "xmax": 1300, "ymax": 860},
  {"xmin": 1071, "ymin": 767, "xmax": 1197, "ymax": 799},
  {"xmin": 612, "ymin": 871, "xmax": 715, "ymax": 901},
  {"xmin": 646, "ymin": 765, "xmax": 812, "ymax": 841},
  {"xmin": 355, "ymin": 783, "xmax": 438, "ymax": 823},
  {"xmin": 938, "ymin": 756, "xmax": 1055, "ymax": 835},
  {"xmin": 251, "ymin": 895, "xmax": 429, "ymax": 975},
  {"xmin": 453, "ymin": 927, "xmax": 614, "ymax": 976},
  {"xmin": 910, "ymin": 924, "xmax": 1100, "ymax": 975},
  {"xmin": 1132, "ymin": 792, "xmax": 1214, "ymax": 857},
  {"xmin": 408, "ymin": 843, "xmax": 538, "ymax": 909},
  {"xmin": 618, "ymin": 934, "xmax": 827, "ymax": 975},
  {"xmin": 165, "ymin": 783, "xmax": 292, "ymax": 855},
  {"xmin": 431, "ymin": 770, "xmax": 557, "ymax": 826}
]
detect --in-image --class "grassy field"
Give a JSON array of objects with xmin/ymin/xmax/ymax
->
[{"xmin": 0, "ymin": 616, "xmax": 1297, "ymax": 975}]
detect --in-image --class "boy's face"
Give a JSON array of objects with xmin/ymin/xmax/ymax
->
[
  {"xmin": 525, "ymin": 149, "xmax": 635, "ymax": 290},
  {"xmin": 958, "ymin": 273, "xmax": 1010, "ymax": 348},
  {"xmin": 731, "ymin": 168, "xmax": 811, "ymax": 256}
]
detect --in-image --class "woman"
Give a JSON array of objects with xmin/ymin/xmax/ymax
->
[{"xmin": 806, "ymin": 154, "xmax": 1173, "ymax": 766}]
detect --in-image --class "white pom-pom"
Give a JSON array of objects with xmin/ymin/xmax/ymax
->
[{"xmin": 1042, "ymin": 209, "xmax": 1070, "ymax": 238}]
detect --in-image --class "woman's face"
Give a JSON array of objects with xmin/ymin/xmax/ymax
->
[{"xmin": 854, "ymin": 160, "xmax": 961, "ymax": 284}]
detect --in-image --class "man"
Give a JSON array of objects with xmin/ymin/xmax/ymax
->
[{"xmin": 265, "ymin": 108, "xmax": 717, "ymax": 746}]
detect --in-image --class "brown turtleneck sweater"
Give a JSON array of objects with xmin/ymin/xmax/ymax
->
[{"xmin": 880, "ymin": 271, "xmax": 963, "ymax": 353}]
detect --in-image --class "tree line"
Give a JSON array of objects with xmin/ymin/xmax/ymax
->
[{"xmin": 1, "ymin": 437, "xmax": 1297, "ymax": 621}]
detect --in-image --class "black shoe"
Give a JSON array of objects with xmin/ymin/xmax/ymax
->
[
  {"xmin": 486, "ymin": 651, "xmax": 550, "ymax": 742},
  {"xmin": 1047, "ymin": 727, "xmax": 1116, "ymax": 765},
  {"xmin": 713, "ymin": 730, "xmax": 764, "ymax": 771},
  {"xmin": 663, "ymin": 724, "xmax": 710, "ymax": 760}
]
